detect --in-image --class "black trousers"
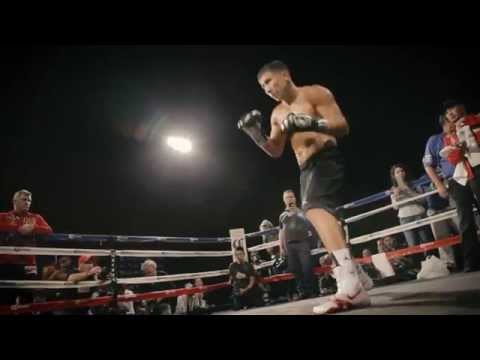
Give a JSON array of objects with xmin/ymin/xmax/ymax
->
[
  {"xmin": 232, "ymin": 285, "xmax": 264, "ymax": 310},
  {"xmin": 286, "ymin": 241, "xmax": 316, "ymax": 296},
  {"xmin": 0, "ymin": 264, "xmax": 34, "ymax": 306},
  {"xmin": 449, "ymin": 171, "xmax": 480, "ymax": 270}
]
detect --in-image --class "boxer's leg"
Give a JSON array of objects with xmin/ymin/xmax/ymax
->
[{"xmin": 300, "ymin": 149, "xmax": 370, "ymax": 314}]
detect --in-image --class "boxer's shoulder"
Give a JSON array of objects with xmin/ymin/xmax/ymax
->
[{"xmin": 302, "ymin": 85, "xmax": 333, "ymax": 100}]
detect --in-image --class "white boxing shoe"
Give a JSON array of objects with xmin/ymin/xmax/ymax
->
[
  {"xmin": 314, "ymin": 262, "xmax": 371, "ymax": 315},
  {"xmin": 330, "ymin": 263, "xmax": 374, "ymax": 291},
  {"xmin": 313, "ymin": 288, "xmax": 371, "ymax": 314}
]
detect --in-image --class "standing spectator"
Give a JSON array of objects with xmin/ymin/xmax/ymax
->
[
  {"xmin": 0, "ymin": 189, "xmax": 53, "ymax": 305},
  {"xmin": 229, "ymin": 247, "xmax": 264, "ymax": 310},
  {"xmin": 390, "ymin": 164, "xmax": 432, "ymax": 267},
  {"xmin": 390, "ymin": 164, "xmax": 432, "ymax": 248},
  {"xmin": 422, "ymin": 177, "xmax": 458, "ymax": 270},
  {"xmin": 279, "ymin": 190, "xmax": 318, "ymax": 299},
  {"xmin": 438, "ymin": 99, "xmax": 480, "ymax": 272},
  {"xmin": 424, "ymin": 112, "xmax": 466, "ymax": 267}
]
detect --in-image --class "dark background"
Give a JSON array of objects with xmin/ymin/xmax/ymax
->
[{"xmin": 1, "ymin": 45, "xmax": 478, "ymax": 244}]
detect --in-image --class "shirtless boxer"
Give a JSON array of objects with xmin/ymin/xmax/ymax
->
[{"xmin": 238, "ymin": 60, "xmax": 371, "ymax": 314}]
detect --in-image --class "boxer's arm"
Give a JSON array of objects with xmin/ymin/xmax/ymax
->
[
  {"xmin": 238, "ymin": 109, "xmax": 288, "ymax": 158},
  {"xmin": 311, "ymin": 86, "xmax": 349, "ymax": 138},
  {"xmin": 263, "ymin": 112, "xmax": 288, "ymax": 158}
]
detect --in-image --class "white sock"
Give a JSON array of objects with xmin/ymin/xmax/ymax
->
[{"xmin": 333, "ymin": 248, "xmax": 353, "ymax": 267}]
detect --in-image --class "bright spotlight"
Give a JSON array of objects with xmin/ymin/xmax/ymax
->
[{"xmin": 166, "ymin": 136, "xmax": 192, "ymax": 154}]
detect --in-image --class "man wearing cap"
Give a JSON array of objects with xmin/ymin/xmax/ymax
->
[{"xmin": 424, "ymin": 100, "xmax": 480, "ymax": 272}]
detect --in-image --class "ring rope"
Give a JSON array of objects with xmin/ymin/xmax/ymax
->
[
  {"xmin": 350, "ymin": 209, "xmax": 457, "ymax": 245},
  {"xmin": 115, "ymin": 250, "xmax": 233, "ymax": 258},
  {"xmin": 0, "ymin": 280, "xmax": 111, "ymax": 289},
  {"xmin": 0, "ymin": 235, "xmax": 461, "ymax": 315},
  {"xmin": 337, "ymin": 176, "xmax": 433, "ymax": 210},
  {"xmin": 0, "ymin": 247, "xmax": 111, "ymax": 257},
  {"xmin": 344, "ymin": 189, "xmax": 440, "ymax": 224}
]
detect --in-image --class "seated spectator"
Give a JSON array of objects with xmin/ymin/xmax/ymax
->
[
  {"xmin": 42, "ymin": 255, "xmax": 102, "ymax": 283},
  {"xmin": 192, "ymin": 278, "xmax": 208, "ymax": 310},
  {"xmin": 377, "ymin": 237, "xmax": 418, "ymax": 282},
  {"xmin": 38, "ymin": 255, "xmax": 101, "ymax": 315},
  {"xmin": 229, "ymin": 247, "xmax": 264, "ymax": 310},
  {"xmin": 267, "ymin": 249, "xmax": 294, "ymax": 303},
  {"xmin": 176, "ymin": 279, "xmax": 210, "ymax": 315},
  {"xmin": 317, "ymin": 254, "xmax": 337, "ymax": 296},
  {"xmin": 134, "ymin": 259, "xmax": 176, "ymax": 315},
  {"xmin": 117, "ymin": 286, "xmax": 136, "ymax": 315},
  {"xmin": 77, "ymin": 255, "xmax": 105, "ymax": 290},
  {"xmin": 250, "ymin": 252, "xmax": 271, "ymax": 304},
  {"xmin": 0, "ymin": 189, "xmax": 53, "ymax": 305},
  {"xmin": 360, "ymin": 249, "xmax": 382, "ymax": 282},
  {"xmin": 176, "ymin": 283, "xmax": 194, "ymax": 315}
]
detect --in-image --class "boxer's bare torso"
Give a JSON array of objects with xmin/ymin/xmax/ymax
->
[{"xmin": 268, "ymin": 85, "xmax": 346, "ymax": 168}]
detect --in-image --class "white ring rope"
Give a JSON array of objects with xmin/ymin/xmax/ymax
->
[
  {"xmin": 311, "ymin": 248, "xmax": 329, "ymax": 256},
  {"xmin": 0, "ymin": 247, "xmax": 111, "ymax": 257},
  {"xmin": 0, "ymin": 280, "xmax": 111, "ymax": 289},
  {"xmin": 246, "ymin": 239, "xmax": 328, "ymax": 256},
  {"xmin": 0, "ymin": 187, "xmax": 462, "ymax": 291},
  {"xmin": 117, "ymin": 269, "xmax": 231, "ymax": 285},
  {"xmin": 247, "ymin": 241, "xmax": 281, "ymax": 252},
  {"xmin": 0, "ymin": 248, "xmax": 231, "ymax": 258},
  {"xmin": 349, "ymin": 209, "xmax": 457, "ymax": 245},
  {"xmin": 115, "ymin": 250, "xmax": 232, "ymax": 258},
  {"xmin": 0, "ymin": 210, "xmax": 457, "ymax": 289},
  {"xmin": 344, "ymin": 189, "xmax": 439, "ymax": 224},
  {"xmin": 254, "ymin": 260, "xmax": 276, "ymax": 270}
]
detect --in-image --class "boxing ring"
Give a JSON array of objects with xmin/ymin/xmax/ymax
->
[{"xmin": 1, "ymin": 177, "xmax": 478, "ymax": 315}]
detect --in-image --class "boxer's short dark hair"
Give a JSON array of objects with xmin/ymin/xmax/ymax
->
[
  {"xmin": 257, "ymin": 60, "xmax": 290, "ymax": 80},
  {"xmin": 235, "ymin": 247, "xmax": 245, "ymax": 253}
]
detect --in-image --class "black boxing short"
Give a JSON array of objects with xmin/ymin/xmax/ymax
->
[{"xmin": 299, "ymin": 146, "xmax": 345, "ymax": 220}]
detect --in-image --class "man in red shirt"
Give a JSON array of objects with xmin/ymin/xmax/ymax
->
[{"xmin": 0, "ymin": 189, "xmax": 53, "ymax": 305}]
